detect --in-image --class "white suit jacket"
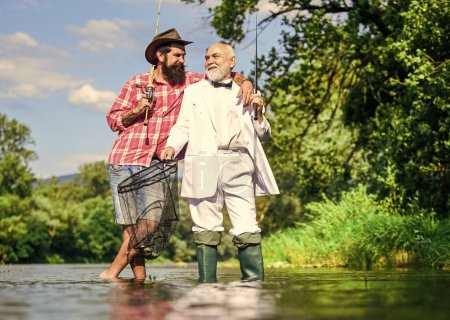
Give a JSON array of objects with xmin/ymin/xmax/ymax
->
[{"xmin": 166, "ymin": 79, "xmax": 279, "ymax": 198}]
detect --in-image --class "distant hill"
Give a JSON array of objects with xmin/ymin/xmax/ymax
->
[
  {"xmin": 34, "ymin": 160, "xmax": 184, "ymax": 188},
  {"xmin": 33, "ymin": 173, "xmax": 76, "ymax": 188},
  {"xmin": 56, "ymin": 174, "xmax": 76, "ymax": 183}
]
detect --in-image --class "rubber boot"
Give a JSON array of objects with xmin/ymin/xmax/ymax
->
[
  {"xmin": 196, "ymin": 244, "xmax": 218, "ymax": 283},
  {"xmin": 238, "ymin": 244, "xmax": 264, "ymax": 281}
]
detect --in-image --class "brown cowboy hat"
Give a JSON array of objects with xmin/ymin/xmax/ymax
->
[{"xmin": 145, "ymin": 28, "xmax": 193, "ymax": 65}]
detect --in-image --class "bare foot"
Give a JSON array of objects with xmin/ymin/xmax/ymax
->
[{"xmin": 99, "ymin": 270, "xmax": 118, "ymax": 280}]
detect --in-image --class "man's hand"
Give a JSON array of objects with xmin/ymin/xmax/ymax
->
[
  {"xmin": 135, "ymin": 95, "xmax": 152, "ymax": 115},
  {"xmin": 237, "ymin": 80, "xmax": 254, "ymax": 106},
  {"xmin": 160, "ymin": 146, "xmax": 175, "ymax": 160},
  {"xmin": 250, "ymin": 93, "xmax": 264, "ymax": 123},
  {"xmin": 122, "ymin": 95, "xmax": 152, "ymax": 127}
]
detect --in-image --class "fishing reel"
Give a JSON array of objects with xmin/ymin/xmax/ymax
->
[
  {"xmin": 145, "ymin": 84, "xmax": 155, "ymax": 101},
  {"xmin": 136, "ymin": 84, "xmax": 155, "ymax": 102},
  {"xmin": 136, "ymin": 84, "xmax": 155, "ymax": 127}
]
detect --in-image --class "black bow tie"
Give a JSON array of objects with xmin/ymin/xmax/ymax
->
[{"xmin": 212, "ymin": 81, "xmax": 232, "ymax": 89}]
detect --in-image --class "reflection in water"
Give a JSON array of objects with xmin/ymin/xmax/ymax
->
[
  {"xmin": 166, "ymin": 282, "xmax": 274, "ymax": 320},
  {"xmin": 108, "ymin": 281, "xmax": 177, "ymax": 320},
  {"xmin": 105, "ymin": 278, "xmax": 275, "ymax": 320}
]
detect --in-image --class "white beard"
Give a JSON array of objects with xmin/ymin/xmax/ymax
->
[{"xmin": 206, "ymin": 64, "xmax": 231, "ymax": 82}]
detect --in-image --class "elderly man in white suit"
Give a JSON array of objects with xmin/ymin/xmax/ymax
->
[{"xmin": 161, "ymin": 42, "xmax": 279, "ymax": 283}]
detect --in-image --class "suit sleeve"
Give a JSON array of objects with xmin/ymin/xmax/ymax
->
[
  {"xmin": 252, "ymin": 105, "xmax": 271, "ymax": 141},
  {"xmin": 166, "ymin": 88, "xmax": 192, "ymax": 156}
]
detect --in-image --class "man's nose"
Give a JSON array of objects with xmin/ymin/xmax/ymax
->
[{"xmin": 178, "ymin": 56, "xmax": 185, "ymax": 64}]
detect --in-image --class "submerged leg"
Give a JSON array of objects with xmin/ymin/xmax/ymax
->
[
  {"xmin": 130, "ymin": 254, "xmax": 146, "ymax": 281},
  {"xmin": 129, "ymin": 219, "xmax": 159, "ymax": 280},
  {"xmin": 100, "ymin": 226, "xmax": 138, "ymax": 280}
]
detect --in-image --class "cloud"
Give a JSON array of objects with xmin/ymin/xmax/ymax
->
[
  {"xmin": 68, "ymin": 19, "xmax": 144, "ymax": 53},
  {"xmin": 0, "ymin": 57, "xmax": 80, "ymax": 99},
  {"xmin": 7, "ymin": 31, "xmax": 38, "ymax": 47},
  {"xmin": 68, "ymin": 84, "xmax": 116, "ymax": 112},
  {"xmin": 0, "ymin": 31, "xmax": 115, "ymax": 112},
  {"xmin": 0, "ymin": 32, "xmax": 68, "ymax": 58},
  {"xmin": 0, "ymin": 32, "xmax": 80, "ymax": 99}
]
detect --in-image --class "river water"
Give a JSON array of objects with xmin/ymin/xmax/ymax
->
[{"xmin": 0, "ymin": 264, "xmax": 449, "ymax": 320}]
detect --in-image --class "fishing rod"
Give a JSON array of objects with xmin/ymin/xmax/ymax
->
[
  {"xmin": 143, "ymin": 0, "xmax": 163, "ymax": 126},
  {"xmin": 253, "ymin": 14, "xmax": 259, "ymax": 121}
]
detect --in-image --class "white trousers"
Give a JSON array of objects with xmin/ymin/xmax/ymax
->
[{"xmin": 188, "ymin": 150, "xmax": 261, "ymax": 236}]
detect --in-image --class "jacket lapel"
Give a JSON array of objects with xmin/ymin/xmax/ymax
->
[{"xmin": 200, "ymin": 81, "xmax": 217, "ymax": 132}]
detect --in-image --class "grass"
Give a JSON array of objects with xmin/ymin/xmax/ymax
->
[{"xmin": 263, "ymin": 186, "xmax": 450, "ymax": 270}]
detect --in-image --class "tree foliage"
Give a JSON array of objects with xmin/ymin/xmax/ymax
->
[
  {"xmin": 0, "ymin": 114, "xmax": 36, "ymax": 197},
  {"xmin": 182, "ymin": 0, "xmax": 450, "ymax": 222},
  {"xmin": 0, "ymin": 121, "xmax": 121, "ymax": 263}
]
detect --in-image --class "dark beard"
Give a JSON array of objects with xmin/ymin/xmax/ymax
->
[{"xmin": 162, "ymin": 61, "xmax": 186, "ymax": 86}]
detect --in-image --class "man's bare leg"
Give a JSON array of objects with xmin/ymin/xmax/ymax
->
[
  {"xmin": 128, "ymin": 219, "xmax": 160, "ymax": 280},
  {"xmin": 100, "ymin": 226, "xmax": 135, "ymax": 279},
  {"xmin": 130, "ymin": 254, "xmax": 146, "ymax": 281}
]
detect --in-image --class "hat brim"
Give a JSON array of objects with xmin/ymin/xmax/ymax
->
[{"xmin": 145, "ymin": 39, "xmax": 193, "ymax": 65}]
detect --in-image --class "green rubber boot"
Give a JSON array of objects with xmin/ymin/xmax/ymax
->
[
  {"xmin": 196, "ymin": 244, "xmax": 218, "ymax": 283},
  {"xmin": 193, "ymin": 231, "xmax": 221, "ymax": 284},
  {"xmin": 238, "ymin": 244, "xmax": 264, "ymax": 281},
  {"xmin": 233, "ymin": 232, "xmax": 264, "ymax": 281}
]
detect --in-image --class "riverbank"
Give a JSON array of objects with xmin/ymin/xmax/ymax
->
[{"xmin": 262, "ymin": 188, "xmax": 450, "ymax": 270}]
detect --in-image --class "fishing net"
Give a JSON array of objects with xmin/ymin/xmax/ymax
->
[{"xmin": 117, "ymin": 159, "xmax": 179, "ymax": 260}]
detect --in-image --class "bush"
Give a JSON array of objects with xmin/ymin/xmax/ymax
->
[{"xmin": 264, "ymin": 185, "xmax": 450, "ymax": 269}]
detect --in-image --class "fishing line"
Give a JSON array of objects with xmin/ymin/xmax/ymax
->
[
  {"xmin": 143, "ymin": 0, "xmax": 164, "ymax": 127},
  {"xmin": 253, "ymin": 14, "xmax": 259, "ymax": 121}
]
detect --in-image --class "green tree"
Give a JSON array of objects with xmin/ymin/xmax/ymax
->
[
  {"xmin": 182, "ymin": 0, "xmax": 450, "ymax": 221},
  {"xmin": 0, "ymin": 113, "xmax": 45, "ymax": 262},
  {"xmin": 0, "ymin": 114, "xmax": 36, "ymax": 197},
  {"xmin": 75, "ymin": 161, "xmax": 111, "ymax": 199},
  {"xmin": 31, "ymin": 161, "xmax": 116, "ymax": 262}
]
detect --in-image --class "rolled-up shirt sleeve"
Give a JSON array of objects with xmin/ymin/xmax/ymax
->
[{"xmin": 106, "ymin": 80, "xmax": 136, "ymax": 132}]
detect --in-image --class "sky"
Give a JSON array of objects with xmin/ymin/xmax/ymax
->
[{"xmin": 0, "ymin": 0, "xmax": 282, "ymax": 178}]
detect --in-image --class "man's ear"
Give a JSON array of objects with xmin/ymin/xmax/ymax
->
[
  {"xmin": 156, "ymin": 51, "xmax": 166, "ymax": 64},
  {"xmin": 230, "ymin": 56, "xmax": 236, "ymax": 69}
]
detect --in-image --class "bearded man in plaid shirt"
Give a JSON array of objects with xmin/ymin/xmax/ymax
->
[{"xmin": 100, "ymin": 28, "xmax": 253, "ymax": 280}]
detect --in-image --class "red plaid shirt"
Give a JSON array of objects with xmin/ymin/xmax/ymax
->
[{"xmin": 107, "ymin": 71, "xmax": 204, "ymax": 166}]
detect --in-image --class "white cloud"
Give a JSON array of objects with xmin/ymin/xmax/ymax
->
[
  {"xmin": 68, "ymin": 19, "xmax": 143, "ymax": 53},
  {"xmin": 0, "ymin": 31, "xmax": 115, "ymax": 112},
  {"xmin": 0, "ymin": 32, "xmax": 65, "ymax": 56},
  {"xmin": 0, "ymin": 57, "xmax": 80, "ymax": 99},
  {"xmin": 68, "ymin": 84, "xmax": 116, "ymax": 112},
  {"xmin": 8, "ymin": 31, "xmax": 38, "ymax": 47},
  {"xmin": 0, "ymin": 32, "xmax": 80, "ymax": 99}
]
